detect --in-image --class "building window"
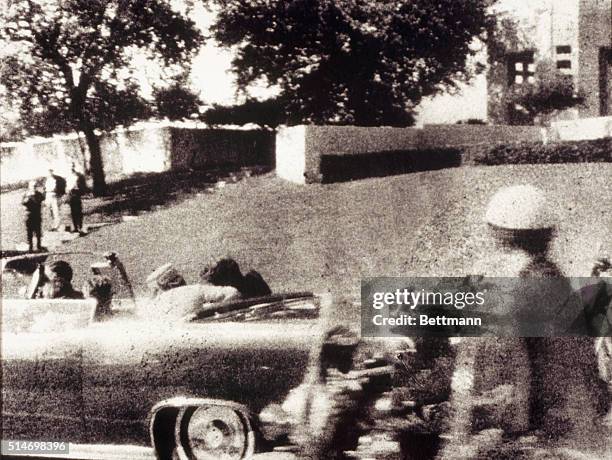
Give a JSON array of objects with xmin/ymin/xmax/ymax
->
[
  {"xmin": 556, "ymin": 45, "xmax": 572, "ymax": 54},
  {"xmin": 508, "ymin": 51, "xmax": 535, "ymax": 85},
  {"xmin": 556, "ymin": 45, "xmax": 572, "ymax": 74}
]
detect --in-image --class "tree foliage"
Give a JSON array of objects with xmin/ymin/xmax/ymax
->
[
  {"xmin": 153, "ymin": 80, "xmax": 202, "ymax": 121},
  {"xmin": 210, "ymin": 0, "xmax": 490, "ymax": 127},
  {"xmin": 1, "ymin": 0, "xmax": 203, "ymax": 195},
  {"xmin": 202, "ymin": 97, "xmax": 285, "ymax": 128}
]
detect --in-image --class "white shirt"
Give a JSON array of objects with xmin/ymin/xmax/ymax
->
[{"xmin": 45, "ymin": 175, "xmax": 57, "ymax": 194}]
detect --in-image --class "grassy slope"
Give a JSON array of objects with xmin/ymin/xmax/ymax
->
[{"xmin": 62, "ymin": 163, "xmax": 612, "ymax": 301}]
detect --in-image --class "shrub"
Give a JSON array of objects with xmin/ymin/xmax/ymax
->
[
  {"xmin": 456, "ymin": 119, "xmax": 488, "ymax": 125},
  {"xmin": 315, "ymin": 138, "xmax": 611, "ymax": 183},
  {"xmin": 467, "ymin": 138, "xmax": 612, "ymax": 165},
  {"xmin": 505, "ymin": 61, "xmax": 586, "ymax": 126},
  {"xmin": 319, "ymin": 148, "xmax": 462, "ymax": 183}
]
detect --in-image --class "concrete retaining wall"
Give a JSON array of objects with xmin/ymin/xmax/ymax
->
[
  {"xmin": 168, "ymin": 128, "xmax": 275, "ymax": 170},
  {"xmin": 550, "ymin": 116, "xmax": 612, "ymax": 141},
  {"xmin": 276, "ymin": 124, "xmax": 544, "ymax": 183},
  {"xmin": 276, "ymin": 126, "xmax": 307, "ymax": 184},
  {"xmin": 1, "ymin": 124, "xmax": 275, "ymax": 188}
]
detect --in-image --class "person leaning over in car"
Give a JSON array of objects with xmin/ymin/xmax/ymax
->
[
  {"xmin": 200, "ymin": 257, "xmax": 272, "ymax": 298},
  {"xmin": 145, "ymin": 261, "xmax": 240, "ymax": 319},
  {"xmin": 40, "ymin": 260, "xmax": 84, "ymax": 299},
  {"xmin": 146, "ymin": 263, "xmax": 187, "ymax": 297}
]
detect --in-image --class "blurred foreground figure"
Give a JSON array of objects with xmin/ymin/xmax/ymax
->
[
  {"xmin": 578, "ymin": 257, "xmax": 612, "ymax": 427},
  {"xmin": 439, "ymin": 185, "xmax": 609, "ymax": 459},
  {"xmin": 288, "ymin": 325, "xmax": 365, "ymax": 459},
  {"xmin": 272, "ymin": 293, "xmax": 453, "ymax": 460}
]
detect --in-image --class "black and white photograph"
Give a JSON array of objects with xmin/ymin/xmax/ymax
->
[{"xmin": 1, "ymin": 1, "xmax": 611, "ymax": 459}]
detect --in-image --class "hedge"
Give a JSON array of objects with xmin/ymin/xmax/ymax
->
[
  {"xmin": 316, "ymin": 137, "xmax": 610, "ymax": 183},
  {"xmin": 319, "ymin": 148, "xmax": 462, "ymax": 183},
  {"xmin": 466, "ymin": 137, "xmax": 612, "ymax": 165}
]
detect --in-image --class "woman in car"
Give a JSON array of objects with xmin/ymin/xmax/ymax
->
[{"xmin": 200, "ymin": 257, "xmax": 272, "ymax": 298}]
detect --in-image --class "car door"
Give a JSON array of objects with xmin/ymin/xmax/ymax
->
[
  {"xmin": 174, "ymin": 320, "xmax": 319, "ymax": 413},
  {"xmin": 80, "ymin": 318, "xmax": 188, "ymax": 446},
  {"xmin": 79, "ymin": 317, "xmax": 319, "ymax": 447},
  {"xmin": 2, "ymin": 322, "xmax": 87, "ymax": 442}
]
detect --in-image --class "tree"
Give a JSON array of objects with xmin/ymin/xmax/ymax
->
[
  {"xmin": 153, "ymin": 79, "xmax": 202, "ymax": 121},
  {"xmin": 210, "ymin": 0, "xmax": 490, "ymax": 127},
  {"xmin": 202, "ymin": 96, "xmax": 285, "ymax": 128},
  {"xmin": 506, "ymin": 61, "xmax": 585, "ymax": 126},
  {"xmin": 1, "ymin": 0, "xmax": 203, "ymax": 195}
]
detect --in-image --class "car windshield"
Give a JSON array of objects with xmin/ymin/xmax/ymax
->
[{"xmin": 1, "ymin": 252, "xmax": 133, "ymax": 301}]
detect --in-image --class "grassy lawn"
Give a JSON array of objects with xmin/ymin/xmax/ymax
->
[{"xmin": 59, "ymin": 163, "xmax": 611, "ymax": 300}]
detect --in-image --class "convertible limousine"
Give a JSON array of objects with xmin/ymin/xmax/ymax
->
[{"xmin": 2, "ymin": 252, "xmax": 432, "ymax": 460}]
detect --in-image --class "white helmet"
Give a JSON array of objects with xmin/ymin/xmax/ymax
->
[{"xmin": 485, "ymin": 185, "xmax": 555, "ymax": 230}]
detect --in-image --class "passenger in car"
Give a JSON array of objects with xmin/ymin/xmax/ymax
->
[
  {"xmin": 199, "ymin": 258, "xmax": 244, "ymax": 290},
  {"xmin": 200, "ymin": 258, "xmax": 272, "ymax": 298},
  {"xmin": 144, "ymin": 260, "xmax": 239, "ymax": 319},
  {"xmin": 41, "ymin": 260, "xmax": 84, "ymax": 299},
  {"xmin": 84, "ymin": 275, "xmax": 113, "ymax": 320},
  {"xmin": 152, "ymin": 282, "xmax": 240, "ymax": 320},
  {"xmin": 145, "ymin": 258, "xmax": 272, "ymax": 319},
  {"xmin": 146, "ymin": 263, "xmax": 186, "ymax": 297},
  {"xmin": 242, "ymin": 270, "xmax": 272, "ymax": 298}
]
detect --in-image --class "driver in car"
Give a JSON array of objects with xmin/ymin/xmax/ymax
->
[{"xmin": 40, "ymin": 260, "xmax": 84, "ymax": 299}]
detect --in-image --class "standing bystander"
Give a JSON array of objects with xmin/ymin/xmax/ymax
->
[
  {"xmin": 44, "ymin": 168, "xmax": 66, "ymax": 231},
  {"xmin": 22, "ymin": 180, "xmax": 45, "ymax": 252},
  {"xmin": 67, "ymin": 163, "xmax": 87, "ymax": 234}
]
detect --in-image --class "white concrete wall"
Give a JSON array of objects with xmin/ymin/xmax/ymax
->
[
  {"xmin": 0, "ymin": 137, "xmax": 75, "ymax": 185},
  {"xmin": 275, "ymin": 122, "xmax": 611, "ymax": 183},
  {"xmin": 551, "ymin": 115, "xmax": 612, "ymax": 140},
  {"xmin": 119, "ymin": 127, "xmax": 169, "ymax": 175},
  {"xmin": 276, "ymin": 126, "xmax": 307, "ymax": 184},
  {"xmin": 1, "ymin": 123, "xmax": 273, "ymax": 187}
]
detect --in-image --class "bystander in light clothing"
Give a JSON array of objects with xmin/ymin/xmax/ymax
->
[{"xmin": 44, "ymin": 169, "xmax": 66, "ymax": 231}]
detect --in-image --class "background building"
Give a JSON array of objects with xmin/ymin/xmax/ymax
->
[{"xmin": 417, "ymin": 0, "xmax": 612, "ymax": 125}]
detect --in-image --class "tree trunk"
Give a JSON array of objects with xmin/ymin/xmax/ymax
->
[{"xmin": 81, "ymin": 122, "xmax": 107, "ymax": 196}]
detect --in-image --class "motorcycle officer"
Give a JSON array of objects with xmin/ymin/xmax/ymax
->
[{"xmin": 441, "ymin": 185, "xmax": 607, "ymax": 458}]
